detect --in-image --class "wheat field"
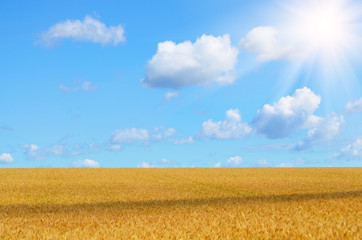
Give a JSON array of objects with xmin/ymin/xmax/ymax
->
[{"xmin": 0, "ymin": 168, "xmax": 361, "ymax": 239}]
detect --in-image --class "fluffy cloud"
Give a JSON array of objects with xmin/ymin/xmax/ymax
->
[
  {"xmin": 142, "ymin": 34, "xmax": 239, "ymax": 89},
  {"xmin": 226, "ymin": 155, "xmax": 243, "ymax": 166},
  {"xmin": 22, "ymin": 144, "xmax": 44, "ymax": 161},
  {"xmin": 295, "ymin": 114, "xmax": 344, "ymax": 150},
  {"xmin": 252, "ymin": 87, "xmax": 322, "ymax": 139},
  {"xmin": 0, "ymin": 153, "xmax": 14, "ymax": 163},
  {"xmin": 38, "ymin": 15, "xmax": 125, "ymax": 46},
  {"xmin": 59, "ymin": 81, "xmax": 97, "ymax": 92},
  {"xmin": 333, "ymin": 138, "xmax": 362, "ymax": 160},
  {"xmin": 346, "ymin": 98, "xmax": 362, "ymax": 113},
  {"xmin": 110, "ymin": 127, "xmax": 176, "ymax": 149},
  {"xmin": 72, "ymin": 159, "xmax": 100, "ymax": 168},
  {"xmin": 197, "ymin": 109, "xmax": 252, "ymax": 140},
  {"xmin": 165, "ymin": 91, "xmax": 180, "ymax": 101},
  {"xmin": 240, "ymin": 26, "xmax": 297, "ymax": 61}
]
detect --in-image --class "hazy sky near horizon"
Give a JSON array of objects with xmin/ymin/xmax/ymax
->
[{"xmin": 1, "ymin": 0, "xmax": 362, "ymax": 168}]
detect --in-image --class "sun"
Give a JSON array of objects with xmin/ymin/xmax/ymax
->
[
  {"xmin": 301, "ymin": 3, "xmax": 346, "ymax": 48},
  {"xmin": 282, "ymin": 0, "xmax": 362, "ymax": 62},
  {"xmin": 270, "ymin": 0, "xmax": 362, "ymax": 102}
]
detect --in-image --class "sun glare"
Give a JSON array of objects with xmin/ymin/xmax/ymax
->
[
  {"xmin": 284, "ymin": 0, "xmax": 361, "ymax": 60},
  {"xmin": 303, "ymin": 5, "xmax": 345, "ymax": 47},
  {"xmin": 275, "ymin": 0, "xmax": 362, "ymax": 102}
]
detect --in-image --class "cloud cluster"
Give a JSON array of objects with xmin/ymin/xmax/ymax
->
[
  {"xmin": 240, "ymin": 26, "xmax": 297, "ymax": 61},
  {"xmin": 47, "ymin": 143, "xmax": 99, "ymax": 157},
  {"xmin": 252, "ymin": 159, "xmax": 273, "ymax": 167},
  {"xmin": 110, "ymin": 127, "xmax": 176, "ymax": 149},
  {"xmin": 295, "ymin": 114, "xmax": 344, "ymax": 150},
  {"xmin": 346, "ymin": 98, "xmax": 362, "ymax": 113},
  {"xmin": 72, "ymin": 159, "xmax": 100, "ymax": 168},
  {"xmin": 39, "ymin": 15, "xmax": 125, "ymax": 46},
  {"xmin": 333, "ymin": 138, "xmax": 362, "ymax": 160},
  {"xmin": 22, "ymin": 144, "xmax": 44, "ymax": 161},
  {"xmin": 143, "ymin": 34, "xmax": 238, "ymax": 89},
  {"xmin": 21, "ymin": 141, "xmax": 100, "ymax": 161},
  {"xmin": 152, "ymin": 127, "xmax": 176, "ymax": 141},
  {"xmin": 0, "ymin": 153, "xmax": 14, "ymax": 163},
  {"xmin": 197, "ymin": 109, "xmax": 252, "ymax": 140},
  {"xmin": 275, "ymin": 162, "xmax": 293, "ymax": 167},
  {"xmin": 214, "ymin": 155, "xmax": 243, "ymax": 168},
  {"xmin": 170, "ymin": 136, "xmax": 194, "ymax": 145},
  {"xmin": 226, "ymin": 155, "xmax": 243, "ymax": 166},
  {"xmin": 252, "ymin": 87, "xmax": 322, "ymax": 139},
  {"xmin": 137, "ymin": 158, "xmax": 179, "ymax": 168},
  {"xmin": 111, "ymin": 128, "xmax": 149, "ymax": 145},
  {"xmin": 195, "ymin": 87, "xmax": 344, "ymax": 151},
  {"xmin": 137, "ymin": 161, "xmax": 154, "ymax": 168}
]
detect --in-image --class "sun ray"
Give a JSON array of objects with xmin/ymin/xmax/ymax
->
[{"xmin": 275, "ymin": 0, "xmax": 362, "ymax": 106}]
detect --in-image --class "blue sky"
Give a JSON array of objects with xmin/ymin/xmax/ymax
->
[{"xmin": 1, "ymin": 0, "xmax": 362, "ymax": 168}]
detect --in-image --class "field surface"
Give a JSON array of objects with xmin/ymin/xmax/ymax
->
[{"xmin": 0, "ymin": 168, "xmax": 361, "ymax": 239}]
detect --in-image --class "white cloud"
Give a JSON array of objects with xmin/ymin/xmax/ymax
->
[
  {"xmin": 109, "ymin": 144, "xmax": 122, "ymax": 151},
  {"xmin": 295, "ymin": 114, "xmax": 344, "ymax": 150},
  {"xmin": 0, "ymin": 153, "xmax": 14, "ymax": 163},
  {"xmin": 160, "ymin": 158, "xmax": 170, "ymax": 163},
  {"xmin": 111, "ymin": 128, "xmax": 149, "ymax": 144},
  {"xmin": 346, "ymin": 98, "xmax": 362, "ymax": 113},
  {"xmin": 72, "ymin": 159, "xmax": 100, "ymax": 168},
  {"xmin": 295, "ymin": 158, "xmax": 306, "ymax": 166},
  {"xmin": 253, "ymin": 159, "xmax": 273, "ymax": 167},
  {"xmin": 252, "ymin": 87, "xmax": 322, "ymax": 139},
  {"xmin": 170, "ymin": 136, "xmax": 194, "ymax": 145},
  {"xmin": 197, "ymin": 109, "xmax": 252, "ymax": 140},
  {"xmin": 48, "ymin": 145, "xmax": 67, "ymax": 156},
  {"xmin": 110, "ymin": 127, "xmax": 176, "ymax": 148},
  {"xmin": 165, "ymin": 91, "xmax": 180, "ymax": 101},
  {"xmin": 276, "ymin": 162, "xmax": 293, "ymax": 167},
  {"xmin": 142, "ymin": 34, "xmax": 239, "ymax": 89},
  {"xmin": 137, "ymin": 158, "xmax": 178, "ymax": 168},
  {"xmin": 226, "ymin": 155, "xmax": 243, "ymax": 166},
  {"xmin": 152, "ymin": 127, "xmax": 176, "ymax": 141},
  {"xmin": 46, "ymin": 142, "xmax": 100, "ymax": 157},
  {"xmin": 333, "ymin": 138, "xmax": 362, "ymax": 160},
  {"xmin": 137, "ymin": 161, "xmax": 154, "ymax": 168},
  {"xmin": 38, "ymin": 15, "xmax": 125, "ymax": 46},
  {"xmin": 214, "ymin": 162, "xmax": 222, "ymax": 168},
  {"xmin": 59, "ymin": 81, "xmax": 97, "ymax": 92},
  {"xmin": 240, "ymin": 26, "xmax": 297, "ymax": 61},
  {"xmin": 22, "ymin": 144, "xmax": 44, "ymax": 161},
  {"xmin": 158, "ymin": 158, "xmax": 179, "ymax": 166}
]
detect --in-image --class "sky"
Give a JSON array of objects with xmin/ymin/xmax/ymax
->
[{"xmin": 1, "ymin": 0, "xmax": 362, "ymax": 168}]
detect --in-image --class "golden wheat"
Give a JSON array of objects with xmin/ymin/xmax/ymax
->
[{"xmin": 0, "ymin": 168, "xmax": 361, "ymax": 239}]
